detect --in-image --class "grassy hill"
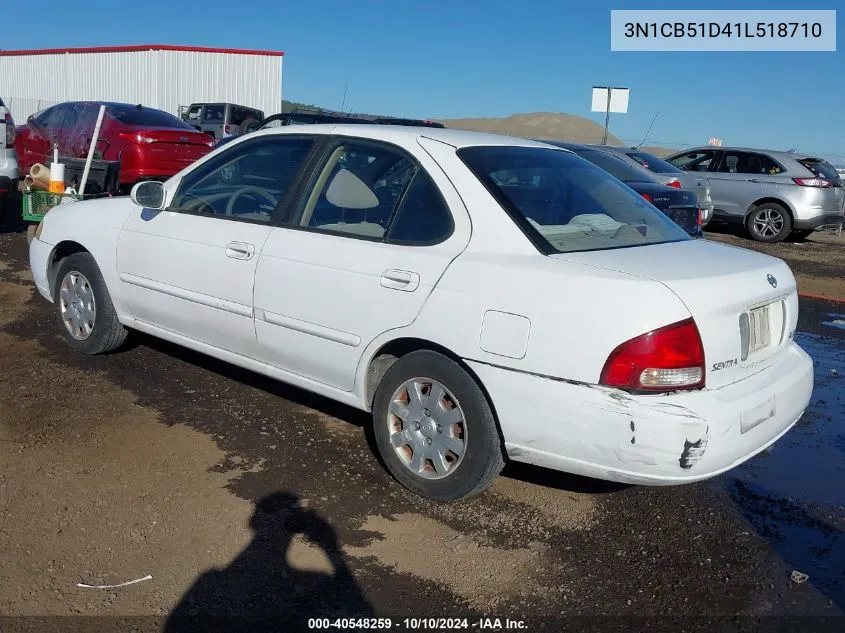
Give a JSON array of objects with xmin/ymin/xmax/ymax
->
[
  {"xmin": 440, "ymin": 112, "xmax": 622, "ymax": 145},
  {"xmin": 280, "ymin": 101, "xmax": 680, "ymax": 156}
]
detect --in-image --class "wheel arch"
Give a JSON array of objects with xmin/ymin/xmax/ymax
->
[
  {"xmin": 361, "ymin": 336, "xmax": 505, "ymax": 447},
  {"xmin": 745, "ymin": 196, "xmax": 795, "ymax": 221},
  {"xmin": 47, "ymin": 240, "xmax": 91, "ymax": 297}
]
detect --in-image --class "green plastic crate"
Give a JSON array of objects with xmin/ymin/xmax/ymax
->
[{"xmin": 21, "ymin": 190, "xmax": 82, "ymax": 223}]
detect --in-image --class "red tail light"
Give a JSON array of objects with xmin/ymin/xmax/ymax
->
[
  {"xmin": 641, "ymin": 193, "xmax": 653, "ymax": 203},
  {"xmin": 599, "ymin": 318, "xmax": 705, "ymax": 392},
  {"xmin": 118, "ymin": 131, "xmax": 157, "ymax": 145},
  {"xmin": 793, "ymin": 177, "xmax": 832, "ymax": 188},
  {"xmin": 697, "ymin": 208, "xmax": 703, "ymax": 226},
  {"xmin": 4, "ymin": 113, "xmax": 14, "ymax": 148},
  {"xmin": 666, "ymin": 179, "xmax": 682, "ymax": 188},
  {"xmin": 224, "ymin": 124, "xmax": 232, "ymax": 134}
]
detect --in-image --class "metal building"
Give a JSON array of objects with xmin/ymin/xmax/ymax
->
[{"xmin": 0, "ymin": 44, "xmax": 284, "ymax": 123}]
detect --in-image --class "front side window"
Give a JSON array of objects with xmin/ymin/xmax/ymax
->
[
  {"xmin": 294, "ymin": 140, "xmax": 453, "ymax": 244},
  {"xmin": 170, "ymin": 136, "xmax": 315, "ymax": 223},
  {"xmin": 668, "ymin": 150, "xmax": 718, "ymax": 172},
  {"xmin": 459, "ymin": 146, "xmax": 690, "ymax": 254}
]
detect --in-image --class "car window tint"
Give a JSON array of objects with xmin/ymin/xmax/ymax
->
[
  {"xmin": 459, "ymin": 146, "xmax": 690, "ymax": 254},
  {"xmin": 110, "ymin": 105, "xmax": 195, "ymax": 129},
  {"xmin": 170, "ymin": 136, "xmax": 315, "ymax": 223},
  {"xmin": 799, "ymin": 158, "xmax": 840, "ymax": 181},
  {"xmin": 297, "ymin": 142, "xmax": 417, "ymax": 239},
  {"xmin": 386, "ymin": 170, "xmax": 454, "ymax": 244},
  {"xmin": 716, "ymin": 151, "xmax": 782, "ymax": 175},
  {"xmin": 626, "ymin": 151, "xmax": 683, "ymax": 174},
  {"xmin": 668, "ymin": 150, "xmax": 717, "ymax": 172},
  {"xmin": 574, "ymin": 149, "xmax": 644, "ymax": 182},
  {"xmin": 203, "ymin": 105, "xmax": 225, "ymax": 123}
]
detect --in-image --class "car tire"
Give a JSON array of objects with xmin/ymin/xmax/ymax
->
[
  {"xmin": 372, "ymin": 350, "xmax": 505, "ymax": 502},
  {"xmin": 746, "ymin": 202, "xmax": 792, "ymax": 243},
  {"xmin": 54, "ymin": 252, "xmax": 128, "ymax": 355}
]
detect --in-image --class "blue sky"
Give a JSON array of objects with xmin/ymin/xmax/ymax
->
[{"xmin": 3, "ymin": 0, "xmax": 842, "ymax": 159}]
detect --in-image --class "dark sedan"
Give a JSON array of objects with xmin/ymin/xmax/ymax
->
[{"xmin": 539, "ymin": 140, "xmax": 703, "ymax": 238}]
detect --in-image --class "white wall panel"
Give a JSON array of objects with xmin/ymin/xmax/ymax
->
[{"xmin": 0, "ymin": 48, "xmax": 282, "ymax": 122}]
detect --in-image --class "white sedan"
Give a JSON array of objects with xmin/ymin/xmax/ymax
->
[{"xmin": 29, "ymin": 125, "xmax": 814, "ymax": 501}]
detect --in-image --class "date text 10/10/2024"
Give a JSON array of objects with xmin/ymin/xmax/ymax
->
[{"xmin": 308, "ymin": 617, "xmax": 528, "ymax": 630}]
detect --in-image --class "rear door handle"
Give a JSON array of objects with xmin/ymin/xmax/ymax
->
[
  {"xmin": 380, "ymin": 269, "xmax": 420, "ymax": 292},
  {"xmin": 225, "ymin": 241, "xmax": 255, "ymax": 260},
  {"xmin": 746, "ymin": 178, "xmax": 761, "ymax": 183}
]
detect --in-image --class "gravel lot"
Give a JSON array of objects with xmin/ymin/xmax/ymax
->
[{"xmin": 0, "ymin": 227, "xmax": 842, "ymax": 632}]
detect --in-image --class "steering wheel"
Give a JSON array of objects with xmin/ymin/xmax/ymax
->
[
  {"xmin": 225, "ymin": 186, "xmax": 279, "ymax": 216},
  {"xmin": 179, "ymin": 193, "xmax": 218, "ymax": 216}
]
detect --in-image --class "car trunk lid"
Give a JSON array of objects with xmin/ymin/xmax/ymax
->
[
  {"xmin": 120, "ymin": 127, "xmax": 214, "ymax": 147},
  {"xmin": 552, "ymin": 239, "xmax": 798, "ymax": 389}
]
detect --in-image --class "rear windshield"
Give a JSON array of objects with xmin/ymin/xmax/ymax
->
[
  {"xmin": 798, "ymin": 158, "xmax": 841, "ymax": 182},
  {"xmin": 626, "ymin": 151, "xmax": 684, "ymax": 174},
  {"xmin": 458, "ymin": 146, "xmax": 690, "ymax": 254},
  {"xmin": 572, "ymin": 149, "xmax": 645, "ymax": 182},
  {"xmin": 110, "ymin": 106, "xmax": 195, "ymax": 129}
]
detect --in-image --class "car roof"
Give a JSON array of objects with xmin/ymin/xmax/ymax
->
[
  {"xmin": 670, "ymin": 145, "xmax": 820, "ymax": 160},
  {"xmin": 260, "ymin": 124, "xmax": 570, "ymax": 149}
]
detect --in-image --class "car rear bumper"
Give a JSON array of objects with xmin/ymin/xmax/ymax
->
[
  {"xmin": 793, "ymin": 211, "xmax": 844, "ymax": 230},
  {"xmin": 466, "ymin": 341, "xmax": 813, "ymax": 485},
  {"xmin": 0, "ymin": 152, "xmax": 19, "ymax": 182}
]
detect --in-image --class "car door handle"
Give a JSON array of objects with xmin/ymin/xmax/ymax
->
[
  {"xmin": 225, "ymin": 241, "xmax": 255, "ymax": 260},
  {"xmin": 380, "ymin": 269, "xmax": 420, "ymax": 292},
  {"xmin": 746, "ymin": 178, "xmax": 761, "ymax": 183}
]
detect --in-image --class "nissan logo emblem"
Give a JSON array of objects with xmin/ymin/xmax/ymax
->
[{"xmin": 767, "ymin": 274, "xmax": 777, "ymax": 288}]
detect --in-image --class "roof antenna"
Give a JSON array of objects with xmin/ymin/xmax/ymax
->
[
  {"xmin": 340, "ymin": 84, "xmax": 348, "ymax": 112},
  {"xmin": 634, "ymin": 111, "xmax": 659, "ymax": 149}
]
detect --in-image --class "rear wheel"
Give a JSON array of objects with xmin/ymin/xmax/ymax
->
[
  {"xmin": 54, "ymin": 252, "xmax": 128, "ymax": 354},
  {"xmin": 746, "ymin": 202, "xmax": 791, "ymax": 243},
  {"xmin": 372, "ymin": 350, "xmax": 504, "ymax": 502}
]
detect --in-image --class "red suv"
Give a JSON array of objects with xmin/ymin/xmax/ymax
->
[{"xmin": 17, "ymin": 101, "xmax": 214, "ymax": 191}]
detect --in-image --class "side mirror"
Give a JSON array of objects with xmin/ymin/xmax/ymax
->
[{"xmin": 130, "ymin": 181, "xmax": 166, "ymax": 210}]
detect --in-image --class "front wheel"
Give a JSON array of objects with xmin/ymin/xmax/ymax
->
[
  {"xmin": 372, "ymin": 350, "xmax": 504, "ymax": 501},
  {"xmin": 746, "ymin": 203, "xmax": 792, "ymax": 242},
  {"xmin": 54, "ymin": 252, "xmax": 128, "ymax": 354}
]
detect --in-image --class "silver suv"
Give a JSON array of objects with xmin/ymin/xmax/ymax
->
[
  {"xmin": 0, "ymin": 97, "xmax": 19, "ymax": 227},
  {"xmin": 589, "ymin": 145, "xmax": 715, "ymax": 225},
  {"xmin": 665, "ymin": 146, "xmax": 844, "ymax": 242}
]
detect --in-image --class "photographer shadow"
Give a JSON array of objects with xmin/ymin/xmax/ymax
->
[{"xmin": 165, "ymin": 491, "xmax": 373, "ymax": 633}]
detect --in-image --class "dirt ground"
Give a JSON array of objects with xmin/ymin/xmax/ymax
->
[
  {"xmin": 0, "ymin": 229, "xmax": 842, "ymax": 632},
  {"xmin": 705, "ymin": 226, "xmax": 845, "ymax": 301}
]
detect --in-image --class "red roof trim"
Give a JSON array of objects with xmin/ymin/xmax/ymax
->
[{"xmin": 0, "ymin": 45, "xmax": 284, "ymax": 57}]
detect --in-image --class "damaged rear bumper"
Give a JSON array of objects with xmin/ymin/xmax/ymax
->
[{"xmin": 466, "ymin": 341, "xmax": 813, "ymax": 485}]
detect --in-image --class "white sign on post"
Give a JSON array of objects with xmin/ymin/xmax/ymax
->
[
  {"xmin": 708, "ymin": 137, "xmax": 723, "ymax": 147},
  {"xmin": 591, "ymin": 86, "xmax": 629, "ymax": 145},
  {"xmin": 591, "ymin": 87, "xmax": 630, "ymax": 113}
]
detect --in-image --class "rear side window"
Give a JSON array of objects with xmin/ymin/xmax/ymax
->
[
  {"xmin": 294, "ymin": 140, "xmax": 453, "ymax": 244},
  {"xmin": 202, "ymin": 105, "xmax": 225, "ymax": 123},
  {"xmin": 798, "ymin": 158, "xmax": 840, "ymax": 181},
  {"xmin": 717, "ymin": 151, "xmax": 783, "ymax": 175},
  {"xmin": 230, "ymin": 107, "xmax": 261, "ymax": 126},
  {"xmin": 459, "ymin": 146, "xmax": 690, "ymax": 254},
  {"xmin": 573, "ymin": 149, "xmax": 644, "ymax": 182},
  {"xmin": 110, "ymin": 105, "xmax": 195, "ymax": 129},
  {"xmin": 626, "ymin": 151, "xmax": 683, "ymax": 174}
]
